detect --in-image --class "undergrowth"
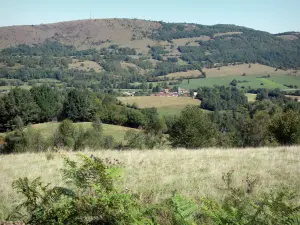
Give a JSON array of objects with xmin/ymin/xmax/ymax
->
[{"xmin": 7, "ymin": 154, "xmax": 300, "ymax": 225}]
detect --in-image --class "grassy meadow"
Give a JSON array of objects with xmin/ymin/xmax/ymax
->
[
  {"xmin": 118, "ymin": 96, "xmax": 201, "ymax": 116},
  {"xmin": 0, "ymin": 146, "xmax": 299, "ymax": 219},
  {"xmin": 179, "ymin": 74, "xmax": 300, "ymax": 90},
  {"xmin": 0, "ymin": 122, "xmax": 137, "ymax": 143}
]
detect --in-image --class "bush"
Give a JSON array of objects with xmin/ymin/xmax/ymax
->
[
  {"xmin": 8, "ymin": 154, "xmax": 150, "ymax": 224},
  {"xmin": 3, "ymin": 127, "xmax": 48, "ymax": 154}
]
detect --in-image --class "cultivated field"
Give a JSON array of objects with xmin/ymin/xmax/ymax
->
[
  {"xmin": 118, "ymin": 96, "xmax": 200, "ymax": 116},
  {"xmin": 0, "ymin": 146, "xmax": 299, "ymax": 219}
]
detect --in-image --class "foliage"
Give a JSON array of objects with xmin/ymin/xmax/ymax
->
[
  {"xmin": 30, "ymin": 85, "xmax": 63, "ymax": 122},
  {"xmin": 168, "ymin": 105, "xmax": 218, "ymax": 148},
  {"xmin": 8, "ymin": 154, "xmax": 150, "ymax": 224},
  {"xmin": 269, "ymin": 110, "xmax": 300, "ymax": 145},
  {"xmin": 197, "ymin": 86, "xmax": 248, "ymax": 111}
]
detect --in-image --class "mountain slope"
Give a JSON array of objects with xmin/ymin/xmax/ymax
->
[
  {"xmin": 0, "ymin": 19, "xmax": 160, "ymax": 50},
  {"xmin": 0, "ymin": 19, "xmax": 299, "ymax": 69}
]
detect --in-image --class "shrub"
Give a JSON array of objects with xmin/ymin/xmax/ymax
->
[{"xmin": 8, "ymin": 154, "xmax": 151, "ymax": 224}]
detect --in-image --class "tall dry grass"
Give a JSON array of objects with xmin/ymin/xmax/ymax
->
[{"xmin": 0, "ymin": 146, "xmax": 300, "ymax": 219}]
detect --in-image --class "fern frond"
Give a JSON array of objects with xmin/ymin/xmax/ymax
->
[{"xmin": 171, "ymin": 192, "xmax": 197, "ymax": 225}]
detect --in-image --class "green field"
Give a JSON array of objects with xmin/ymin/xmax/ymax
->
[
  {"xmin": 179, "ymin": 75, "xmax": 300, "ymax": 90},
  {"xmin": 1, "ymin": 122, "xmax": 137, "ymax": 143},
  {"xmin": 246, "ymin": 93, "xmax": 257, "ymax": 102}
]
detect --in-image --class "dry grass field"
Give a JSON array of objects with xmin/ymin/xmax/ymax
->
[
  {"xmin": 204, "ymin": 64, "xmax": 286, "ymax": 77},
  {"xmin": 172, "ymin": 36, "xmax": 210, "ymax": 46},
  {"xmin": 165, "ymin": 64, "xmax": 287, "ymax": 80},
  {"xmin": 1, "ymin": 146, "xmax": 299, "ymax": 219},
  {"xmin": 118, "ymin": 96, "xmax": 200, "ymax": 108},
  {"xmin": 166, "ymin": 70, "xmax": 202, "ymax": 79},
  {"xmin": 118, "ymin": 96, "xmax": 200, "ymax": 116},
  {"xmin": 69, "ymin": 59, "xmax": 102, "ymax": 72},
  {"xmin": 213, "ymin": 32, "xmax": 243, "ymax": 37}
]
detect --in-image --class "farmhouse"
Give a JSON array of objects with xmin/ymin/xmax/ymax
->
[{"xmin": 123, "ymin": 91, "xmax": 135, "ymax": 97}]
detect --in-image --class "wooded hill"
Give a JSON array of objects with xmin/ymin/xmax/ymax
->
[{"xmin": 0, "ymin": 18, "xmax": 299, "ymax": 69}]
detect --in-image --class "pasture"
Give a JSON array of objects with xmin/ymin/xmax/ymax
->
[
  {"xmin": 0, "ymin": 122, "xmax": 136, "ymax": 143},
  {"xmin": 179, "ymin": 74, "xmax": 300, "ymax": 90},
  {"xmin": 118, "ymin": 96, "xmax": 200, "ymax": 116},
  {"xmin": 0, "ymin": 146, "xmax": 299, "ymax": 219},
  {"xmin": 165, "ymin": 64, "xmax": 288, "ymax": 80}
]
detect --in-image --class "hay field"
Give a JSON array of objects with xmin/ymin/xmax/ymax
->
[
  {"xmin": 204, "ymin": 64, "xmax": 286, "ymax": 77},
  {"xmin": 118, "ymin": 96, "xmax": 200, "ymax": 108},
  {"xmin": 166, "ymin": 70, "xmax": 202, "ymax": 79},
  {"xmin": 1, "ymin": 146, "xmax": 299, "ymax": 219},
  {"xmin": 118, "ymin": 96, "xmax": 200, "ymax": 116}
]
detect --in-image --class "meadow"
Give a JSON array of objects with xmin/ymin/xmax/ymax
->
[
  {"xmin": 0, "ymin": 122, "xmax": 136, "ymax": 142},
  {"xmin": 179, "ymin": 74, "xmax": 300, "ymax": 90},
  {"xmin": 0, "ymin": 146, "xmax": 299, "ymax": 219},
  {"xmin": 118, "ymin": 96, "xmax": 201, "ymax": 116}
]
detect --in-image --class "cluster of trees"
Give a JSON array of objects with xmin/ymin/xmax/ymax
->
[
  {"xmin": 0, "ymin": 41, "xmax": 148, "ymax": 91},
  {"xmin": 151, "ymin": 22, "xmax": 300, "ymax": 69},
  {"xmin": 196, "ymin": 32, "xmax": 300, "ymax": 68},
  {"xmin": 168, "ymin": 91, "xmax": 300, "ymax": 148},
  {"xmin": 152, "ymin": 22, "xmax": 248, "ymax": 40},
  {"xmin": 0, "ymin": 86, "xmax": 161, "ymax": 132},
  {"xmin": 152, "ymin": 61, "xmax": 203, "ymax": 77},
  {"xmin": 178, "ymin": 46, "xmax": 206, "ymax": 62},
  {"xmin": 196, "ymin": 86, "xmax": 248, "ymax": 111}
]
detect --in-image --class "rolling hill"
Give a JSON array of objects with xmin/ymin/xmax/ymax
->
[{"xmin": 0, "ymin": 18, "xmax": 299, "ymax": 92}]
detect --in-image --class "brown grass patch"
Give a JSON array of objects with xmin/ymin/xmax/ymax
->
[
  {"xmin": 214, "ymin": 32, "xmax": 243, "ymax": 37},
  {"xmin": 204, "ymin": 63, "xmax": 286, "ymax": 77},
  {"xmin": 69, "ymin": 59, "xmax": 102, "ymax": 72},
  {"xmin": 172, "ymin": 36, "xmax": 210, "ymax": 46},
  {"xmin": 277, "ymin": 35, "xmax": 299, "ymax": 40},
  {"xmin": 118, "ymin": 96, "xmax": 200, "ymax": 108},
  {"xmin": 166, "ymin": 70, "xmax": 202, "ymax": 79}
]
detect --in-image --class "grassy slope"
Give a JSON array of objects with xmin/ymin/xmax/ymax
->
[
  {"xmin": 31, "ymin": 122, "xmax": 136, "ymax": 142},
  {"xmin": 0, "ymin": 147, "xmax": 299, "ymax": 219},
  {"xmin": 0, "ymin": 122, "xmax": 136, "ymax": 142},
  {"xmin": 118, "ymin": 96, "xmax": 201, "ymax": 116},
  {"xmin": 179, "ymin": 75, "xmax": 300, "ymax": 90}
]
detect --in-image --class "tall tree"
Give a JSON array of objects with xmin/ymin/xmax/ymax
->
[
  {"xmin": 168, "ymin": 105, "xmax": 218, "ymax": 148},
  {"xmin": 0, "ymin": 88, "xmax": 40, "ymax": 129},
  {"xmin": 30, "ymin": 85, "xmax": 63, "ymax": 122},
  {"xmin": 62, "ymin": 89, "xmax": 97, "ymax": 122}
]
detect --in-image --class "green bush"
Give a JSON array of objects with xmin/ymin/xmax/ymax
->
[
  {"xmin": 3, "ymin": 127, "xmax": 48, "ymax": 153},
  {"xmin": 8, "ymin": 154, "xmax": 152, "ymax": 225}
]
